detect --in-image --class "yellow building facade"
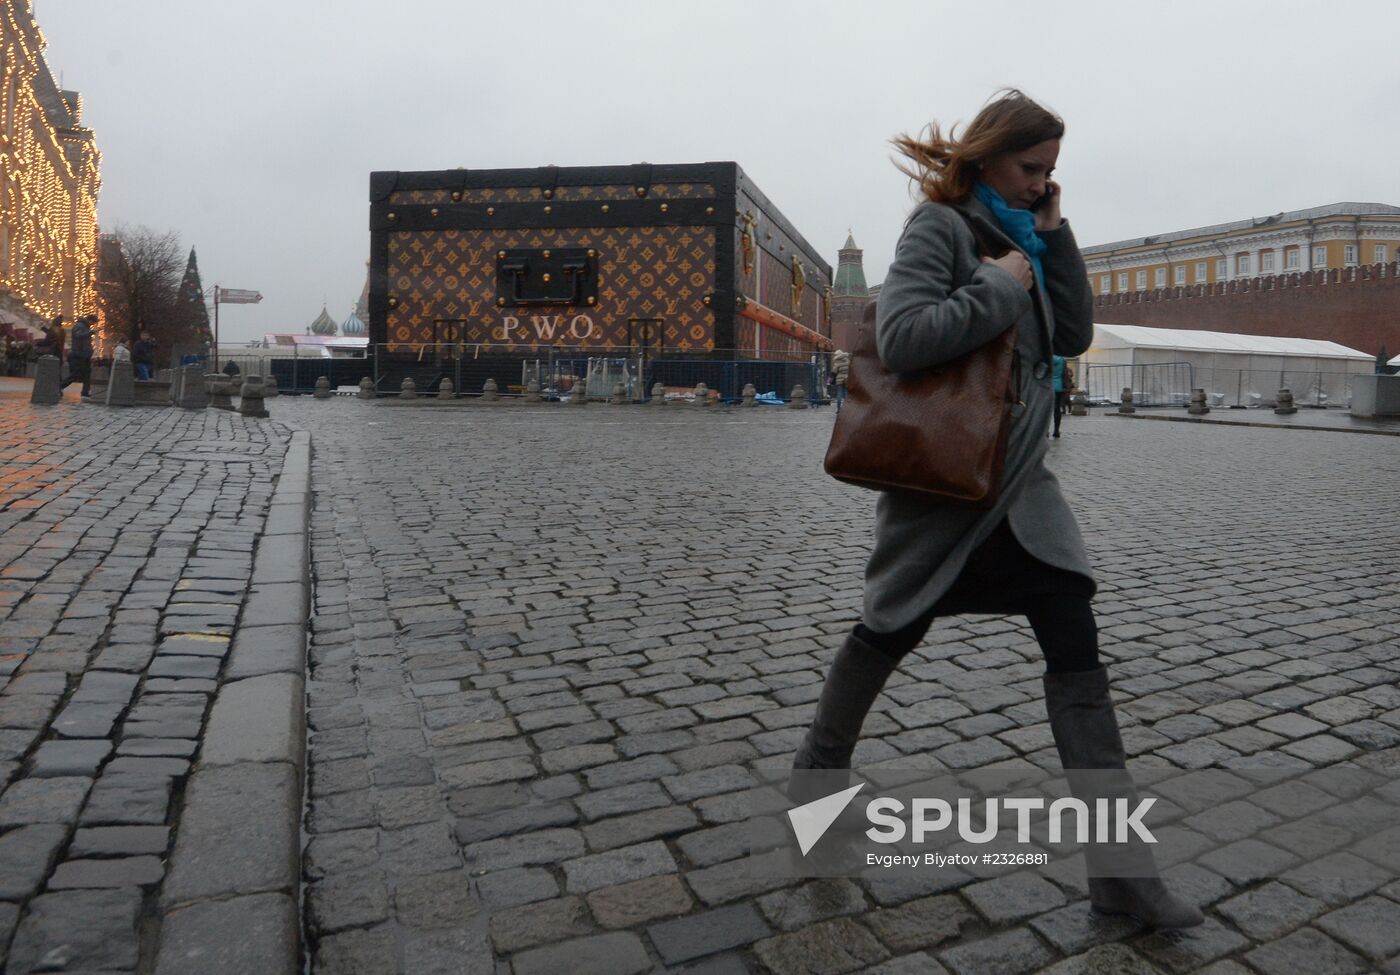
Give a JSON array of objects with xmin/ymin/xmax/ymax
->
[
  {"xmin": 0, "ymin": 0, "xmax": 100, "ymax": 331},
  {"xmin": 1081, "ymin": 203, "xmax": 1400, "ymax": 297}
]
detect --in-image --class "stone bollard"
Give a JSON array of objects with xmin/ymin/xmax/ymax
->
[
  {"xmin": 571, "ymin": 378, "xmax": 588, "ymax": 405},
  {"xmin": 1070, "ymin": 387, "xmax": 1088, "ymax": 417},
  {"xmin": 1188, "ymin": 388, "xmax": 1210, "ymax": 415},
  {"xmin": 693, "ymin": 382, "xmax": 709, "ymax": 407},
  {"xmin": 169, "ymin": 368, "xmax": 184, "ymax": 405},
  {"xmin": 1117, "ymin": 387, "xmax": 1135, "ymax": 415},
  {"xmin": 29, "ymin": 355, "xmax": 62, "ymax": 405},
  {"xmin": 610, "ymin": 382, "xmax": 626, "ymax": 405},
  {"xmin": 105, "ymin": 359, "xmax": 136, "ymax": 407},
  {"xmin": 238, "ymin": 376, "xmax": 270, "ymax": 418},
  {"xmin": 525, "ymin": 379, "xmax": 542, "ymax": 403},
  {"xmin": 438, "ymin": 377, "xmax": 455, "ymax": 400},
  {"xmin": 205, "ymin": 373, "xmax": 234, "ymax": 411},
  {"xmin": 741, "ymin": 383, "xmax": 758, "ymax": 407},
  {"xmin": 651, "ymin": 382, "xmax": 666, "ymax": 405},
  {"xmin": 482, "ymin": 378, "xmax": 498, "ymax": 402},
  {"xmin": 399, "ymin": 377, "xmax": 417, "ymax": 400},
  {"xmin": 264, "ymin": 374, "xmax": 279, "ymax": 398},
  {"xmin": 358, "ymin": 377, "xmax": 376, "ymax": 400},
  {"xmin": 788, "ymin": 384, "xmax": 808, "ymax": 410},
  {"xmin": 177, "ymin": 363, "xmax": 208, "ymax": 410},
  {"xmin": 313, "ymin": 376, "xmax": 332, "ymax": 399},
  {"xmin": 1275, "ymin": 388, "xmax": 1297, "ymax": 415}
]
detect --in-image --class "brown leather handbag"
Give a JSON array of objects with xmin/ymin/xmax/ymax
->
[{"xmin": 822, "ymin": 210, "xmax": 1024, "ymax": 508}]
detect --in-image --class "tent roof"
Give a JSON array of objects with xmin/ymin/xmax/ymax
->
[{"xmin": 1092, "ymin": 323, "xmax": 1370, "ymax": 361}]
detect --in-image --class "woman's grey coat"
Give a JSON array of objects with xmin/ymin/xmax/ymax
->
[{"xmin": 863, "ymin": 196, "xmax": 1096, "ymax": 632}]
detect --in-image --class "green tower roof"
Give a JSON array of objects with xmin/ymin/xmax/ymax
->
[{"xmin": 833, "ymin": 231, "xmax": 867, "ymax": 297}]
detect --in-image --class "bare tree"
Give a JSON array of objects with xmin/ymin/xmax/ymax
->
[{"xmin": 107, "ymin": 224, "xmax": 187, "ymax": 361}]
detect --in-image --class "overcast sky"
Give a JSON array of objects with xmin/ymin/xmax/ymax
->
[{"xmin": 35, "ymin": 0, "xmax": 1400, "ymax": 344}]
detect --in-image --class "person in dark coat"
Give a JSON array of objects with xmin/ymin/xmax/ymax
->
[
  {"xmin": 132, "ymin": 329, "xmax": 157, "ymax": 380},
  {"xmin": 63, "ymin": 315, "xmax": 95, "ymax": 397},
  {"xmin": 792, "ymin": 90, "xmax": 1202, "ymax": 928},
  {"xmin": 34, "ymin": 316, "xmax": 64, "ymax": 360}
]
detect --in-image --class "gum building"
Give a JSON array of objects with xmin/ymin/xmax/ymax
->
[
  {"xmin": 0, "ymin": 0, "xmax": 100, "ymax": 334},
  {"xmin": 1082, "ymin": 203, "xmax": 1400, "ymax": 356}
]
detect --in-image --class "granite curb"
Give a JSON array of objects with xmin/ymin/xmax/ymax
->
[
  {"xmin": 1106, "ymin": 410, "xmax": 1400, "ymax": 437},
  {"xmin": 152, "ymin": 429, "xmax": 311, "ymax": 975}
]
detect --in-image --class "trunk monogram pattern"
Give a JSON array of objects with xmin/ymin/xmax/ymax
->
[{"xmin": 385, "ymin": 226, "xmax": 716, "ymax": 351}]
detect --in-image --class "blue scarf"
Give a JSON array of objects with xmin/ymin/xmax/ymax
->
[{"xmin": 974, "ymin": 181, "xmax": 1046, "ymax": 288}]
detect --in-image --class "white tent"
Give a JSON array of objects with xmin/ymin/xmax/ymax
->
[{"xmin": 1082, "ymin": 322, "xmax": 1374, "ymax": 408}]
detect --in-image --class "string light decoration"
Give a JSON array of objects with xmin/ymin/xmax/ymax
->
[{"xmin": 0, "ymin": 2, "xmax": 101, "ymax": 325}]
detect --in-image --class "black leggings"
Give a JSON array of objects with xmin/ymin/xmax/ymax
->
[{"xmin": 855, "ymin": 594, "xmax": 1101, "ymax": 674}]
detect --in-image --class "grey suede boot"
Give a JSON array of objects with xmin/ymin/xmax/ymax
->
[
  {"xmin": 789, "ymin": 629, "xmax": 899, "ymax": 807},
  {"xmin": 1043, "ymin": 665, "xmax": 1205, "ymax": 929},
  {"xmin": 794, "ymin": 629, "xmax": 898, "ymax": 771}
]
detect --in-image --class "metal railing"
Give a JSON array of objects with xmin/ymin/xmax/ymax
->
[
  {"xmin": 207, "ymin": 351, "xmax": 374, "ymax": 394},
  {"xmin": 1083, "ymin": 362, "xmax": 1194, "ymax": 407},
  {"xmin": 368, "ymin": 344, "xmax": 827, "ymax": 403},
  {"xmin": 1083, "ymin": 362, "xmax": 1369, "ymax": 408}
]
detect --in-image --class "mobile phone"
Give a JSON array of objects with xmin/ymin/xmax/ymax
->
[{"xmin": 1030, "ymin": 187, "xmax": 1055, "ymax": 212}]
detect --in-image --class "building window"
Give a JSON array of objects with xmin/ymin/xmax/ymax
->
[
  {"xmin": 1100, "ymin": 275, "xmax": 1110, "ymax": 295},
  {"xmin": 1375, "ymin": 244, "xmax": 1387, "ymax": 263},
  {"xmin": 1236, "ymin": 254, "xmax": 1251, "ymax": 275},
  {"xmin": 1135, "ymin": 270, "xmax": 1147, "ymax": 291},
  {"xmin": 1117, "ymin": 272, "xmax": 1128, "ymax": 292},
  {"xmin": 1154, "ymin": 268, "xmax": 1166, "ymax": 288},
  {"xmin": 1285, "ymin": 248, "xmax": 1300, "ymax": 270},
  {"xmin": 1216, "ymin": 258, "xmax": 1228, "ymax": 279},
  {"xmin": 1174, "ymin": 266, "xmax": 1186, "ymax": 286},
  {"xmin": 1261, "ymin": 251, "xmax": 1275, "ymax": 272},
  {"xmin": 1344, "ymin": 244, "xmax": 1357, "ymax": 265},
  {"xmin": 1195, "ymin": 261, "xmax": 1207, "ymax": 282},
  {"xmin": 1313, "ymin": 246, "xmax": 1327, "ymax": 269}
]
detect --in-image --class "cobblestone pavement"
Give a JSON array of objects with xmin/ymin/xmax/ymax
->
[
  {"xmin": 291, "ymin": 400, "xmax": 1400, "ymax": 975},
  {"xmin": 0, "ymin": 384, "xmax": 297, "ymax": 973}
]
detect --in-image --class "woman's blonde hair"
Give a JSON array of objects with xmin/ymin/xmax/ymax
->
[{"xmin": 892, "ymin": 89, "xmax": 1064, "ymax": 205}]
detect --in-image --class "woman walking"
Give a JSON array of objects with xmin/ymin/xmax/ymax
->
[{"xmin": 795, "ymin": 90, "xmax": 1202, "ymax": 928}]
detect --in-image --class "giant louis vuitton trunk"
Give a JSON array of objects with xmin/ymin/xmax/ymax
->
[{"xmin": 368, "ymin": 162, "xmax": 834, "ymax": 396}]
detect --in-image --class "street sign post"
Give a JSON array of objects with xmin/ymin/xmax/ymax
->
[{"xmin": 212, "ymin": 286, "xmax": 262, "ymax": 369}]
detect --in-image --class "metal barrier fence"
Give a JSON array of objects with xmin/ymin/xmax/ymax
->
[
  {"xmin": 1083, "ymin": 363, "xmax": 1194, "ymax": 407},
  {"xmin": 1082, "ymin": 362, "xmax": 1367, "ymax": 408},
  {"xmin": 1183, "ymin": 367, "xmax": 1365, "ymax": 408},
  {"xmin": 369, "ymin": 344, "xmax": 826, "ymax": 403},
  {"xmin": 211, "ymin": 352, "xmax": 374, "ymax": 394}
]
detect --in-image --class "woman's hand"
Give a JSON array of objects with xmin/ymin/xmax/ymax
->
[
  {"xmin": 1034, "ymin": 179, "xmax": 1062, "ymax": 232},
  {"xmin": 982, "ymin": 252, "xmax": 1034, "ymax": 290}
]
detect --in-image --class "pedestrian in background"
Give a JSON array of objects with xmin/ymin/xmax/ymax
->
[
  {"xmin": 63, "ymin": 314, "xmax": 95, "ymax": 397},
  {"xmin": 132, "ymin": 329, "xmax": 157, "ymax": 381},
  {"xmin": 35, "ymin": 316, "xmax": 65, "ymax": 360},
  {"xmin": 830, "ymin": 348, "xmax": 850, "ymax": 413},
  {"xmin": 1052, "ymin": 354, "xmax": 1069, "ymax": 437},
  {"xmin": 793, "ymin": 89, "xmax": 1202, "ymax": 928}
]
